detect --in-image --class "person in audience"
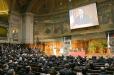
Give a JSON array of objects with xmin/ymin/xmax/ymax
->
[
  {"xmin": 98, "ymin": 56, "xmax": 106, "ymax": 64},
  {"xmin": 7, "ymin": 69, "xmax": 16, "ymax": 75},
  {"xmin": 49, "ymin": 67, "xmax": 57, "ymax": 75},
  {"xmin": 74, "ymin": 66, "xmax": 83, "ymax": 75},
  {"xmin": 88, "ymin": 60, "xmax": 95, "ymax": 70},
  {"xmin": 24, "ymin": 66, "xmax": 34, "ymax": 75},
  {"xmin": 99, "ymin": 67, "xmax": 107, "ymax": 75},
  {"xmin": 59, "ymin": 63, "xmax": 75, "ymax": 75},
  {"xmin": 3, "ymin": 64, "xmax": 9, "ymax": 75}
]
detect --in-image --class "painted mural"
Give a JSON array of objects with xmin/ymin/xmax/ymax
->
[
  {"xmin": 62, "ymin": 22, "xmax": 70, "ymax": 34},
  {"xmin": 44, "ymin": 23, "xmax": 53, "ymax": 35},
  {"xmin": 97, "ymin": 1, "xmax": 113, "ymax": 24},
  {"xmin": 53, "ymin": 23, "xmax": 63, "ymax": 34},
  {"xmin": 34, "ymin": 23, "xmax": 45, "ymax": 36}
]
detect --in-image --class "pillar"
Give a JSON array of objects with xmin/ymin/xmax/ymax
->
[{"xmin": 22, "ymin": 13, "xmax": 33, "ymax": 44}]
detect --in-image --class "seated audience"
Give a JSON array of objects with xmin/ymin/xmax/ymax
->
[{"xmin": 0, "ymin": 43, "xmax": 114, "ymax": 75}]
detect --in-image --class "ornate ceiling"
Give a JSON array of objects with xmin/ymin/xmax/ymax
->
[
  {"xmin": 7, "ymin": 0, "xmax": 107, "ymax": 14},
  {"xmin": 0, "ymin": 0, "xmax": 109, "ymax": 24},
  {"xmin": 7, "ymin": 0, "xmax": 69, "ymax": 14}
]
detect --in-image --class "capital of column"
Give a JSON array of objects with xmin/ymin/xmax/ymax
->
[{"xmin": 25, "ymin": 12, "xmax": 34, "ymax": 17}]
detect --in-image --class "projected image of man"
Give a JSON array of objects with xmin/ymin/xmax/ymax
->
[
  {"xmin": 74, "ymin": 8, "xmax": 92, "ymax": 25},
  {"xmin": 70, "ymin": 3, "xmax": 99, "ymax": 29}
]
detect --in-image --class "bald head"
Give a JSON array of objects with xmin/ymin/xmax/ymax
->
[{"xmin": 77, "ymin": 8, "xmax": 84, "ymax": 16}]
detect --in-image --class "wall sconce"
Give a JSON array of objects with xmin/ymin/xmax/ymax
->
[
  {"xmin": 12, "ymin": 29, "xmax": 16, "ymax": 33},
  {"xmin": 12, "ymin": 28, "xmax": 18, "ymax": 41}
]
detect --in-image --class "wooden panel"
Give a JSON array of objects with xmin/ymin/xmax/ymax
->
[{"xmin": 71, "ymin": 40, "xmax": 88, "ymax": 51}]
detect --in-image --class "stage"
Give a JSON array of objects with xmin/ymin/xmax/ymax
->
[
  {"xmin": 68, "ymin": 51, "xmax": 112, "ymax": 58},
  {"xmin": 68, "ymin": 51, "xmax": 86, "ymax": 57}
]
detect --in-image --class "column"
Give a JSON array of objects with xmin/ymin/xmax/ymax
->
[{"xmin": 22, "ymin": 13, "xmax": 33, "ymax": 44}]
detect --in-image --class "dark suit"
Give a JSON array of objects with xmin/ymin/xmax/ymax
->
[
  {"xmin": 59, "ymin": 68, "xmax": 75, "ymax": 75},
  {"xmin": 74, "ymin": 15, "xmax": 92, "ymax": 25}
]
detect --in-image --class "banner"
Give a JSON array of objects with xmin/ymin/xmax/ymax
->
[{"xmin": 106, "ymin": 30, "xmax": 114, "ymax": 54}]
